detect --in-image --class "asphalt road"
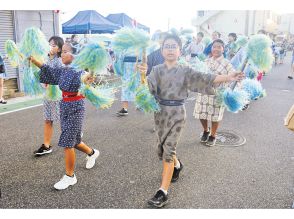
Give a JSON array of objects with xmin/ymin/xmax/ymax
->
[{"xmin": 0, "ymin": 55, "xmax": 294, "ymax": 209}]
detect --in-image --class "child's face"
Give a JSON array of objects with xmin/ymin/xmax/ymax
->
[
  {"xmin": 49, "ymin": 40, "xmax": 60, "ymax": 56},
  {"xmin": 61, "ymin": 44, "xmax": 74, "ymax": 65},
  {"xmin": 212, "ymin": 32, "xmax": 219, "ymax": 40},
  {"xmin": 73, "ymin": 35, "xmax": 79, "ymax": 42},
  {"xmin": 211, "ymin": 42, "xmax": 224, "ymax": 57},
  {"xmin": 161, "ymin": 39, "xmax": 181, "ymax": 62},
  {"xmin": 228, "ymin": 35, "xmax": 234, "ymax": 42}
]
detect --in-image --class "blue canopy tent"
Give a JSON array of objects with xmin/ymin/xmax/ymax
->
[
  {"xmin": 62, "ymin": 10, "xmax": 120, "ymax": 34},
  {"xmin": 106, "ymin": 13, "xmax": 150, "ymax": 33}
]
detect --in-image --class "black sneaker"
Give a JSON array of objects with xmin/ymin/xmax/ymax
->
[
  {"xmin": 200, "ymin": 130, "xmax": 210, "ymax": 142},
  {"xmin": 171, "ymin": 159, "xmax": 183, "ymax": 182},
  {"xmin": 242, "ymin": 103, "xmax": 250, "ymax": 111},
  {"xmin": 34, "ymin": 144, "xmax": 52, "ymax": 156},
  {"xmin": 147, "ymin": 190, "xmax": 168, "ymax": 208},
  {"xmin": 0, "ymin": 99, "xmax": 7, "ymax": 104},
  {"xmin": 206, "ymin": 136, "xmax": 216, "ymax": 146},
  {"xmin": 288, "ymin": 76, "xmax": 293, "ymax": 79},
  {"xmin": 116, "ymin": 108, "xmax": 128, "ymax": 116}
]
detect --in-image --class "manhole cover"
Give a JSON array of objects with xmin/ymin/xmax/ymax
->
[{"xmin": 200, "ymin": 130, "xmax": 246, "ymax": 147}]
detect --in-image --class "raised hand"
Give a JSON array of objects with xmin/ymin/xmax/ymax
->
[{"xmin": 228, "ymin": 71, "xmax": 245, "ymax": 82}]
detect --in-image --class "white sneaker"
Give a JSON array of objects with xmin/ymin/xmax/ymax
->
[
  {"xmin": 54, "ymin": 174, "xmax": 77, "ymax": 190},
  {"xmin": 86, "ymin": 149, "xmax": 100, "ymax": 169}
]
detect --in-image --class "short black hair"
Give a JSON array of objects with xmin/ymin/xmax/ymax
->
[
  {"xmin": 212, "ymin": 39, "xmax": 225, "ymax": 48},
  {"xmin": 228, "ymin": 33, "xmax": 237, "ymax": 41},
  {"xmin": 258, "ymin": 29, "xmax": 266, "ymax": 34},
  {"xmin": 71, "ymin": 34, "xmax": 78, "ymax": 40},
  {"xmin": 159, "ymin": 32, "xmax": 169, "ymax": 40},
  {"xmin": 197, "ymin": 32, "xmax": 204, "ymax": 38},
  {"xmin": 64, "ymin": 43, "xmax": 77, "ymax": 55},
  {"xmin": 49, "ymin": 36, "xmax": 64, "ymax": 57},
  {"xmin": 213, "ymin": 31, "xmax": 221, "ymax": 38},
  {"xmin": 162, "ymin": 33, "xmax": 182, "ymax": 50}
]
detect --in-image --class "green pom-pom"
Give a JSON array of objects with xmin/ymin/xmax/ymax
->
[
  {"xmin": 23, "ymin": 65, "xmax": 44, "ymax": 96},
  {"xmin": 146, "ymin": 41, "xmax": 160, "ymax": 55},
  {"xmin": 112, "ymin": 28, "xmax": 150, "ymax": 53},
  {"xmin": 178, "ymin": 57, "xmax": 189, "ymax": 66},
  {"xmin": 246, "ymin": 34, "xmax": 274, "ymax": 71},
  {"xmin": 215, "ymin": 87, "xmax": 225, "ymax": 107},
  {"xmin": 236, "ymin": 36, "xmax": 248, "ymax": 48},
  {"xmin": 19, "ymin": 27, "xmax": 49, "ymax": 61},
  {"xmin": 169, "ymin": 28, "xmax": 180, "ymax": 36},
  {"xmin": 223, "ymin": 88, "xmax": 249, "ymax": 113},
  {"xmin": 73, "ymin": 43, "xmax": 109, "ymax": 74},
  {"xmin": 260, "ymin": 89, "xmax": 267, "ymax": 98},
  {"xmin": 135, "ymin": 84, "xmax": 160, "ymax": 113},
  {"xmin": 197, "ymin": 53, "xmax": 207, "ymax": 61},
  {"xmin": 241, "ymin": 79, "xmax": 263, "ymax": 100},
  {"xmin": 126, "ymin": 73, "xmax": 140, "ymax": 92},
  {"xmin": 79, "ymin": 84, "xmax": 116, "ymax": 109},
  {"xmin": 46, "ymin": 85, "xmax": 62, "ymax": 101},
  {"xmin": 180, "ymin": 28, "xmax": 194, "ymax": 35},
  {"xmin": 202, "ymin": 37, "xmax": 212, "ymax": 47},
  {"xmin": 189, "ymin": 57, "xmax": 209, "ymax": 73},
  {"xmin": 5, "ymin": 40, "xmax": 22, "ymax": 67}
]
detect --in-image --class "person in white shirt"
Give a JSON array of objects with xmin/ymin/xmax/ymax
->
[{"xmin": 186, "ymin": 32, "xmax": 205, "ymax": 58}]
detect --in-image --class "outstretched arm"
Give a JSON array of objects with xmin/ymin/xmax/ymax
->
[
  {"xmin": 28, "ymin": 56, "xmax": 61, "ymax": 85},
  {"xmin": 213, "ymin": 71, "xmax": 244, "ymax": 84},
  {"xmin": 28, "ymin": 56, "xmax": 44, "ymax": 68}
]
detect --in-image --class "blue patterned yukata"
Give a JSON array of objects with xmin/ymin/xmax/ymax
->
[
  {"xmin": 43, "ymin": 56, "xmax": 62, "ymax": 121},
  {"xmin": 39, "ymin": 64, "xmax": 84, "ymax": 148}
]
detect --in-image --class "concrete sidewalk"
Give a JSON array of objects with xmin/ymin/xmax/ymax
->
[
  {"xmin": 0, "ymin": 74, "xmax": 121, "ymax": 115},
  {"xmin": 0, "ymin": 95, "xmax": 43, "ymax": 115}
]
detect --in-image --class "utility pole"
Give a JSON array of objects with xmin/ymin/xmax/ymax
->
[
  {"xmin": 245, "ymin": 10, "xmax": 249, "ymax": 35},
  {"xmin": 251, "ymin": 10, "xmax": 256, "ymax": 35}
]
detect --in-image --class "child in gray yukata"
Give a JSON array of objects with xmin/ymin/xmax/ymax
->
[{"xmin": 141, "ymin": 33, "xmax": 244, "ymax": 208}]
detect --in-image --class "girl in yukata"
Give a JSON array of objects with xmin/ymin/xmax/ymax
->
[
  {"xmin": 29, "ymin": 43, "xmax": 99, "ymax": 190},
  {"xmin": 139, "ymin": 34, "xmax": 243, "ymax": 208},
  {"xmin": 34, "ymin": 36, "xmax": 64, "ymax": 156}
]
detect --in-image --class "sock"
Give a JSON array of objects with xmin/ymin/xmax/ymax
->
[
  {"xmin": 88, "ymin": 149, "xmax": 95, "ymax": 156},
  {"xmin": 159, "ymin": 188, "xmax": 168, "ymax": 195},
  {"xmin": 175, "ymin": 160, "xmax": 181, "ymax": 169},
  {"xmin": 66, "ymin": 174, "xmax": 74, "ymax": 178}
]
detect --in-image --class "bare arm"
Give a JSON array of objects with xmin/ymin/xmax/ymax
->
[
  {"xmin": 213, "ymin": 72, "xmax": 244, "ymax": 84},
  {"xmin": 28, "ymin": 56, "xmax": 44, "ymax": 68}
]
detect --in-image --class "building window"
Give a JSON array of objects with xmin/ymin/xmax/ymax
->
[
  {"xmin": 277, "ymin": 16, "xmax": 281, "ymax": 25},
  {"xmin": 198, "ymin": 11, "xmax": 204, "ymax": 17}
]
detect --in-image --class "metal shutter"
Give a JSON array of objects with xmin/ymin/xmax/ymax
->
[
  {"xmin": 16, "ymin": 11, "xmax": 55, "ymax": 41},
  {"xmin": 0, "ymin": 10, "xmax": 18, "ymax": 79}
]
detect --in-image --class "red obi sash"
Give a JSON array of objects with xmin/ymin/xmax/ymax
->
[{"xmin": 62, "ymin": 91, "xmax": 85, "ymax": 102}]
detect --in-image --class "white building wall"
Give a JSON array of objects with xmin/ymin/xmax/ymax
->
[
  {"xmin": 278, "ymin": 14, "xmax": 294, "ymax": 34},
  {"xmin": 196, "ymin": 10, "xmax": 279, "ymax": 39}
]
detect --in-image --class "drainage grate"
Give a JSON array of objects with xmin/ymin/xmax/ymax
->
[
  {"xmin": 200, "ymin": 130, "xmax": 246, "ymax": 147},
  {"xmin": 215, "ymin": 130, "xmax": 246, "ymax": 147}
]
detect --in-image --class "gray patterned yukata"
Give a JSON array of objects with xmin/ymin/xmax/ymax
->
[{"xmin": 147, "ymin": 63, "xmax": 216, "ymax": 162}]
